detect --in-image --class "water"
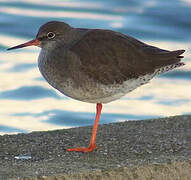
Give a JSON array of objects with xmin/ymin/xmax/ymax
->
[{"xmin": 0, "ymin": 0, "xmax": 191, "ymax": 135}]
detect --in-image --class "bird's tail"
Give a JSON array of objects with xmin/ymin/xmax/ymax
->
[
  {"xmin": 143, "ymin": 45, "xmax": 185, "ymax": 67},
  {"xmin": 166, "ymin": 49, "xmax": 185, "ymax": 60},
  {"xmin": 155, "ymin": 61, "xmax": 185, "ymax": 76}
]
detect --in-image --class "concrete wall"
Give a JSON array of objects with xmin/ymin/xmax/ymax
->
[{"xmin": 1, "ymin": 115, "xmax": 191, "ymax": 180}]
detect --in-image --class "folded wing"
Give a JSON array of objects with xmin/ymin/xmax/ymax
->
[{"xmin": 70, "ymin": 29, "xmax": 185, "ymax": 84}]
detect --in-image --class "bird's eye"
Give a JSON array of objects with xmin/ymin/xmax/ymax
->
[{"xmin": 47, "ymin": 32, "xmax": 55, "ymax": 39}]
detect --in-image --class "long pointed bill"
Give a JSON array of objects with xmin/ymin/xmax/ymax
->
[{"xmin": 7, "ymin": 39, "xmax": 40, "ymax": 51}]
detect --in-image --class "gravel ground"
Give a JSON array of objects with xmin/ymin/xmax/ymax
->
[{"xmin": 0, "ymin": 115, "xmax": 191, "ymax": 180}]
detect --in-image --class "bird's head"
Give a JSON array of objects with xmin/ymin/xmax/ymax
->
[{"xmin": 7, "ymin": 21, "xmax": 73, "ymax": 50}]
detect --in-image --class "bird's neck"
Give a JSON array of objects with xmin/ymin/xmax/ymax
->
[{"xmin": 64, "ymin": 28, "xmax": 89, "ymax": 47}]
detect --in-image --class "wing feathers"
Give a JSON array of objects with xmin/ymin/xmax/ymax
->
[{"xmin": 69, "ymin": 29, "xmax": 185, "ymax": 84}]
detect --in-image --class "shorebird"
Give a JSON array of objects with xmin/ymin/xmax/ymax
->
[{"xmin": 8, "ymin": 21, "xmax": 185, "ymax": 153}]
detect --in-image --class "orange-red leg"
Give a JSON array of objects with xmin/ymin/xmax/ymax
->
[{"xmin": 67, "ymin": 103, "xmax": 102, "ymax": 153}]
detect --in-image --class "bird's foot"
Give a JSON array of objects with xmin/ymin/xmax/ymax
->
[{"xmin": 66, "ymin": 144, "xmax": 97, "ymax": 153}]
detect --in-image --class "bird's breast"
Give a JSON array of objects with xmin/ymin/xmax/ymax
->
[
  {"xmin": 38, "ymin": 49, "xmax": 69, "ymax": 88},
  {"xmin": 38, "ymin": 49, "xmax": 102, "ymax": 101}
]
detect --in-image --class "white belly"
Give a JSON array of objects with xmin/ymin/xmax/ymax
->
[
  {"xmin": 58, "ymin": 73, "xmax": 155, "ymax": 104},
  {"xmin": 85, "ymin": 74, "xmax": 154, "ymax": 103}
]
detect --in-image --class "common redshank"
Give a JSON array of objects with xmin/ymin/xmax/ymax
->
[{"xmin": 8, "ymin": 21, "xmax": 185, "ymax": 153}]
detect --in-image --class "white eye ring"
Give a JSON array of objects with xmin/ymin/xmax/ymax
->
[{"xmin": 47, "ymin": 32, "xmax": 55, "ymax": 39}]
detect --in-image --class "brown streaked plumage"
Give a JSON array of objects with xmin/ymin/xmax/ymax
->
[{"xmin": 7, "ymin": 21, "xmax": 185, "ymax": 153}]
